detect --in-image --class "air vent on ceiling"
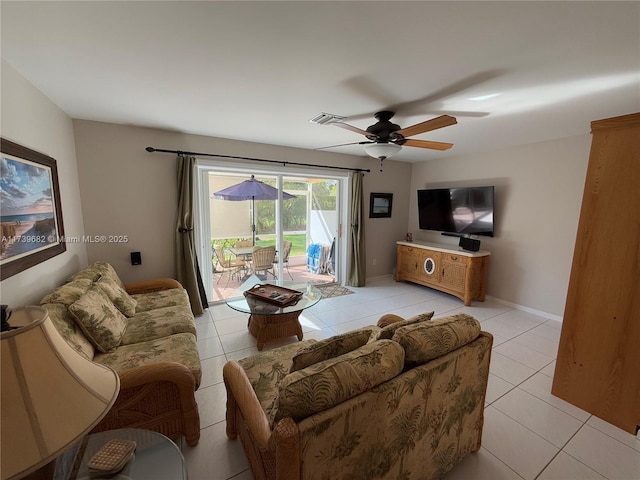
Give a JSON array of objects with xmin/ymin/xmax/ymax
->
[{"xmin": 309, "ymin": 112, "xmax": 346, "ymax": 125}]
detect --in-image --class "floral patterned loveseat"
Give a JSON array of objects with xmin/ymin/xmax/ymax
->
[
  {"xmin": 41, "ymin": 261, "xmax": 201, "ymax": 446},
  {"xmin": 223, "ymin": 312, "xmax": 492, "ymax": 480}
]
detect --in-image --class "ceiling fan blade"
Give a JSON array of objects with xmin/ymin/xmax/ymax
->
[
  {"xmin": 403, "ymin": 139, "xmax": 454, "ymax": 151},
  {"xmin": 397, "ymin": 69, "xmax": 508, "ymax": 113},
  {"xmin": 341, "ymin": 69, "xmax": 506, "ymax": 120},
  {"xmin": 395, "ymin": 115, "xmax": 457, "ymax": 138},
  {"xmin": 425, "ymin": 110, "xmax": 489, "ymax": 118},
  {"xmin": 340, "ymin": 75, "xmax": 399, "ymax": 121},
  {"xmin": 332, "ymin": 122, "xmax": 377, "ymax": 138},
  {"xmin": 315, "ymin": 141, "xmax": 373, "ymax": 150}
]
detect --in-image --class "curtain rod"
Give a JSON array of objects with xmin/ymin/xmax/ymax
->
[{"xmin": 145, "ymin": 147, "xmax": 370, "ymax": 173}]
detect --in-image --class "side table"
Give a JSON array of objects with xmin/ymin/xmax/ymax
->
[{"xmin": 57, "ymin": 428, "xmax": 187, "ymax": 480}]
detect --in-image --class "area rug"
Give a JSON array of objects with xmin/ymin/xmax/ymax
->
[{"xmin": 315, "ymin": 283, "xmax": 354, "ymax": 299}]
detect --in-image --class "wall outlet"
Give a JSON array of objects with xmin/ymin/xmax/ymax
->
[{"xmin": 372, "ymin": 258, "xmax": 377, "ymax": 266}]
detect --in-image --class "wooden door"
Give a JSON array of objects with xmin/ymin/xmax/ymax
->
[{"xmin": 551, "ymin": 113, "xmax": 640, "ymax": 434}]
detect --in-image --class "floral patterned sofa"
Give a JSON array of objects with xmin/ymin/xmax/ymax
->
[
  {"xmin": 223, "ymin": 312, "xmax": 492, "ymax": 480},
  {"xmin": 41, "ymin": 261, "xmax": 201, "ymax": 446}
]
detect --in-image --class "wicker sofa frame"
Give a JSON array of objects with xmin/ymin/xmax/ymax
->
[
  {"xmin": 89, "ymin": 278, "xmax": 201, "ymax": 446},
  {"xmin": 42, "ymin": 266, "xmax": 201, "ymax": 447}
]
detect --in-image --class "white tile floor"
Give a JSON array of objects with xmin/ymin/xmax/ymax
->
[{"xmin": 183, "ymin": 276, "xmax": 640, "ymax": 480}]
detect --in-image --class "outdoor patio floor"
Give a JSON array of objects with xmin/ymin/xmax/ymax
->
[{"xmin": 210, "ymin": 260, "xmax": 335, "ymax": 303}]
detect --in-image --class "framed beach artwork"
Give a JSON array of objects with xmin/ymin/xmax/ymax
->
[
  {"xmin": 1, "ymin": 139, "xmax": 66, "ymax": 280},
  {"xmin": 369, "ymin": 192, "xmax": 393, "ymax": 218}
]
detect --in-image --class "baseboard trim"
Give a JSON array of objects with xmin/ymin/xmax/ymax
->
[
  {"xmin": 366, "ymin": 275, "xmax": 564, "ymax": 324},
  {"xmin": 485, "ymin": 295, "xmax": 563, "ymax": 324},
  {"xmin": 366, "ymin": 274, "xmax": 394, "ymax": 282}
]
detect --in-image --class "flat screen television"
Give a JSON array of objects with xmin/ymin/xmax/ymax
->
[{"xmin": 417, "ymin": 186, "xmax": 494, "ymax": 237}]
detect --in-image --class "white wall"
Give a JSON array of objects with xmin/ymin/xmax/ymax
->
[
  {"xmin": 364, "ymin": 160, "xmax": 413, "ymax": 276},
  {"xmin": 72, "ymin": 120, "xmax": 412, "ymax": 283},
  {"xmin": 309, "ymin": 210, "xmax": 337, "ymax": 246},
  {"xmin": 409, "ymin": 135, "xmax": 591, "ymax": 316},
  {"xmin": 208, "ymin": 174, "xmax": 253, "ymax": 239},
  {"xmin": 0, "ymin": 61, "xmax": 88, "ymax": 306}
]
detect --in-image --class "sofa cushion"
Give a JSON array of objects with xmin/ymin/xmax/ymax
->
[
  {"xmin": 270, "ymin": 339, "xmax": 404, "ymax": 425},
  {"xmin": 130, "ymin": 288, "xmax": 191, "ymax": 313},
  {"xmin": 121, "ymin": 305, "xmax": 197, "ymax": 345},
  {"xmin": 376, "ymin": 311, "xmax": 435, "ymax": 340},
  {"xmin": 40, "ymin": 278, "xmax": 92, "ymax": 306},
  {"xmin": 94, "ymin": 332, "xmax": 202, "ymax": 388},
  {"xmin": 392, "ymin": 313, "xmax": 481, "ymax": 366},
  {"xmin": 42, "ymin": 303, "xmax": 95, "ymax": 360},
  {"xmin": 69, "ymin": 286, "xmax": 128, "ymax": 353},
  {"xmin": 96, "ymin": 275, "xmax": 137, "ymax": 317},
  {"xmin": 238, "ymin": 340, "xmax": 317, "ymax": 415},
  {"xmin": 71, "ymin": 261, "xmax": 125, "ymax": 289},
  {"xmin": 290, "ymin": 328, "xmax": 375, "ymax": 373}
]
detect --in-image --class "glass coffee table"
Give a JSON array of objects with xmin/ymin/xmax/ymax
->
[
  {"xmin": 225, "ymin": 275, "xmax": 321, "ymax": 350},
  {"xmin": 58, "ymin": 428, "xmax": 186, "ymax": 480}
]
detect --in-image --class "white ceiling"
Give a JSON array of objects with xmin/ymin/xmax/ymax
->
[{"xmin": 2, "ymin": 1, "xmax": 639, "ymax": 163}]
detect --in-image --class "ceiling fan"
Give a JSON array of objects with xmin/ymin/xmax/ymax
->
[{"xmin": 312, "ymin": 111, "xmax": 457, "ymax": 170}]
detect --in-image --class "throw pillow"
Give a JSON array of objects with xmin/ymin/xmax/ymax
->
[
  {"xmin": 71, "ymin": 261, "xmax": 126, "ymax": 289},
  {"xmin": 392, "ymin": 313, "xmax": 481, "ymax": 366},
  {"xmin": 69, "ymin": 286, "xmax": 128, "ymax": 353},
  {"xmin": 40, "ymin": 278, "xmax": 93, "ymax": 306},
  {"xmin": 376, "ymin": 311, "xmax": 435, "ymax": 340},
  {"xmin": 290, "ymin": 328, "xmax": 373, "ymax": 373},
  {"xmin": 42, "ymin": 303, "xmax": 96, "ymax": 360},
  {"xmin": 271, "ymin": 339, "xmax": 405, "ymax": 425},
  {"xmin": 96, "ymin": 275, "xmax": 137, "ymax": 317}
]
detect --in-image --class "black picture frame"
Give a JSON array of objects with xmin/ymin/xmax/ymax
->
[
  {"xmin": 369, "ymin": 192, "xmax": 393, "ymax": 218},
  {"xmin": 1, "ymin": 138, "xmax": 66, "ymax": 280}
]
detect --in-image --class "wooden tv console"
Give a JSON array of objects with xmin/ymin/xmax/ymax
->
[{"xmin": 395, "ymin": 241, "xmax": 490, "ymax": 306}]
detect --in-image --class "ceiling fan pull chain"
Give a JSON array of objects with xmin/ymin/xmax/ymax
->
[{"xmin": 379, "ymin": 158, "xmax": 384, "ymax": 172}]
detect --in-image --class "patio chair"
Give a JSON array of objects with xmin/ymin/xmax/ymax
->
[
  {"xmin": 274, "ymin": 240, "xmax": 293, "ymax": 279},
  {"xmin": 213, "ymin": 244, "xmax": 246, "ymax": 285},
  {"xmin": 251, "ymin": 245, "xmax": 276, "ymax": 280}
]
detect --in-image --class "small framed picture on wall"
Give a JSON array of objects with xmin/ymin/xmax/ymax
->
[{"xmin": 369, "ymin": 193, "xmax": 393, "ymax": 218}]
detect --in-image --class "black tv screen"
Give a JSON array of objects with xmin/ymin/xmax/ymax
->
[{"xmin": 418, "ymin": 186, "xmax": 494, "ymax": 237}]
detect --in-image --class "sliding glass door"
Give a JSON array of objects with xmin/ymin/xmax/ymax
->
[{"xmin": 195, "ymin": 162, "xmax": 348, "ymax": 303}]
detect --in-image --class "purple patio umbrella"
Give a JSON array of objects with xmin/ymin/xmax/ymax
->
[{"xmin": 212, "ymin": 175, "xmax": 296, "ymax": 245}]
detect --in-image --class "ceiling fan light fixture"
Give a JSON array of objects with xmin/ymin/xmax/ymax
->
[{"xmin": 364, "ymin": 143, "xmax": 401, "ymax": 160}]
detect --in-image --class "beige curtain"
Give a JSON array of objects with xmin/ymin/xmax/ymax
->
[
  {"xmin": 176, "ymin": 154, "xmax": 208, "ymax": 315},
  {"xmin": 346, "ymin": 172, "xmax": 366, "ymax": 286}
]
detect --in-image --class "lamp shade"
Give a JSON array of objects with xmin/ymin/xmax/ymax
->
[
  {"xmin": 363, "ymin": 143, "xmax": 402, "ymax": 160},
  {"xmin": 1, "ymin": 306, "xmax": 120, "ymax": 480}
]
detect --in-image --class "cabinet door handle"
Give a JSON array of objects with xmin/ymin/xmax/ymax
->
[{"xmin": 451, "ymin": 255, "xmax": 458, "ymax": 260}]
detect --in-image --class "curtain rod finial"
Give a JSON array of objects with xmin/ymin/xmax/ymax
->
[{"xmin": 145, "ymin": 147, "xmax": 155, "ymax": 152}]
